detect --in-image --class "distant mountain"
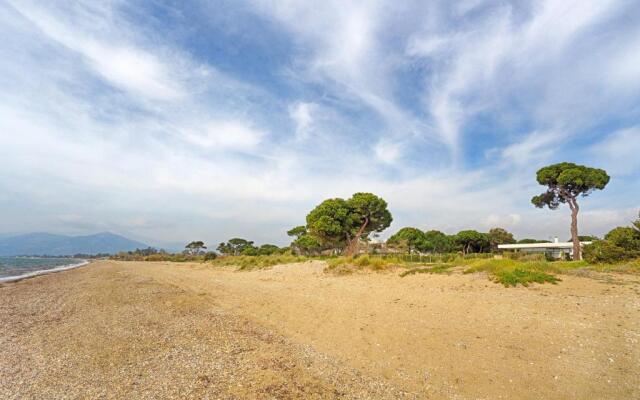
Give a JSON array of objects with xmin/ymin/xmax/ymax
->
[{"xmin": 0, "ymin": 232, "xmax": 149, "ymax": 256}]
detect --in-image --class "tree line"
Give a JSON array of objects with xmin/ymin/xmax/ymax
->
[{"xmin": 116, "ymin": 162, "xmax": 637, "ymax": 263}]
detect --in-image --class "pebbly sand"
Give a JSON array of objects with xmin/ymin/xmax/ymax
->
[{"xmin": 1, "ymin": 260, "xmax": 639, "ymax": 399}]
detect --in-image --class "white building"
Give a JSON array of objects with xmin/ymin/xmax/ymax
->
[{"xmin": 498, "ymin": 237, "xmax": 592, "ymax": 260}]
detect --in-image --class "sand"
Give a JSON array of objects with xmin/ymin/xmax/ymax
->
[{"xmin": 1, "ymin": 260, "xmax": 639, "ymax": 399}]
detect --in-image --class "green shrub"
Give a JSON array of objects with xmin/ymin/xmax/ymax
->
[
  {"xmin": 203, "ymin": 252, "xmax": 217, "ymax": 261},
  {"xmin": 604, "ymin": 227, "xmax": 640, "ymax": 250},
  {"xmin": 492, "ymin": 268, "xmax": 560, "ymax": 287},
  {"xmin": 463, "ymin": 259, "xmax": 561, "ymax": 287},
  {"xmin": 582, "ymin": 241, "xmax": 638, "ymax": 264}
]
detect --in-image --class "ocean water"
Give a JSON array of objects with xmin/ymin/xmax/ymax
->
[{"xmin": 0, "ymin": 257, "xmax": 88, "ymax": 282}]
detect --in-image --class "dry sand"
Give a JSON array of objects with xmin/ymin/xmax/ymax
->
[{"xmin": 1, "ymin": 260, "xmax": 639, "ymax": 399}]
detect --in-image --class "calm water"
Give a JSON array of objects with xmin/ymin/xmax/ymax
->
[{"xmin": 0, "ymin": 257, "xmax": 87, "ymax": 281}]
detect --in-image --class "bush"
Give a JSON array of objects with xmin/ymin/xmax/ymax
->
[
  {"xmin": 463, "ymin": 259, "xmax": 561, "ymax": 287},
  {"xmin": 582, "ymin": 241, "xmax": 638, "ymax": 264},
  {"xmin": 604, "ymin": 227, "xmax": 640, "ymax": 250},
  {"xmin": 203, "ymin": 252, "xmax": 217, "ymax": 261}
]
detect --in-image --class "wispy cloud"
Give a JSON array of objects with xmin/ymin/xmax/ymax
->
[{"xmin": 0, "ymin": 0, "xmax": 638, "ymax": 246}]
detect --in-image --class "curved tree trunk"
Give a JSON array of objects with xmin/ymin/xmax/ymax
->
[
  {"xmin": 344, "ymin": 218, "xmax": 369, "ymax": 256},
  {"xmin": 569, "ymin": 199, "xmax": 580, "ymax": 260}
]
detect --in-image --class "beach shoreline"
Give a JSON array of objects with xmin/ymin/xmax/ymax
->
[
  {"xmin": 0, "ymin": 259, "xmax": 90, "ymax": 283},
  {"xmin": 1, "ymin": 260, "xmax": 638, "ymax": 399}
]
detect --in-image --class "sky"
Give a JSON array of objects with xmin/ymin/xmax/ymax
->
[{"xmin": 1, "ymin": 0, "xmax": 639, "ymax": 249}]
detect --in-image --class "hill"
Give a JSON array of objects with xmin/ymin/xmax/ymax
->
[{"xmin": 0, "ymin": 232, "xmax": 149, "ymax": 256}]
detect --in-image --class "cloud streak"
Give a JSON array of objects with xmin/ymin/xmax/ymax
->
[{"xmin": 0, "ymin": 0, "xmax": 638, "ymax": 247}]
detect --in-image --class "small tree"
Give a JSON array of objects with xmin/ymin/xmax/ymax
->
[
  {"xmin": 303, "ymin": 193, "xmax": 392, "ymax": 256},
  {"xmin": 387, "ymin": 227, "xmax": 427, "ymax": 253},
  {"xmin": 258, "ymin": 244, "xmax": 280, "ymax": 256},
  {"xmin": 292, "ymin": 235, "xmax": 322, "ymax": 255},
  {"xmin": 286, "ymin": 226, "xmax": 307, "ymax": 239},
  {"xmin": 217, "ymin": 238, "xmax": 254, "ymax": 256},
  {"xmin": 423, "ymin": 230, "xmax": 454, "ymax": 253},
  {"xmin": 185, "ymin": 241, "xmax": 206, "ymax": 255},
  {"xmin": 487, "ymin": 228, "xmax": 516, "ymax": 252},
  {"xmin": 455, "ymin": 230, "xmax": 490, "ymax": 254},
  {"xmin": 532, "ymin": 162, "xmax": 609, "ymax": 260}
]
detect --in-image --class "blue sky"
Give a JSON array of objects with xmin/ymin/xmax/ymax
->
[{"xmin": 1, "ymin": 0, "xmax": 639, "ymax": 248}]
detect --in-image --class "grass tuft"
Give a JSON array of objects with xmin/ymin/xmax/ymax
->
[
  {"xmin": 399, "ymin": 264, "xmax": 452, "ymax": 277},
  {"xmin": 208, "ymin": 255, "xmax": 309, "ymax": 271}
]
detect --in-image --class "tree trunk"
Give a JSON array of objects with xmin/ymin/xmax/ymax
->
[
  {"xmin": 569, "ymin": 199, "xmax": 581, "ymax": 260},
  {"xmin": 344, "ymin": 218, "xmax": 369, "ymax": 256}
]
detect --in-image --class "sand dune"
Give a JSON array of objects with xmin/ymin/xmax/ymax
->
[{"xmin": 1, "ymin": 260, "xmax": 639, "ymax": 399}]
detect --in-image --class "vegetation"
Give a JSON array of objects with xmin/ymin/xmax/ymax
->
[
  {"xmin": 454, "ymin": 230, "xmax": 490, "ymax": 254},
  {"xmin": 208, "ymin": 254, "xmax": 309, "ymax": 270},
  {"xmin": 399, "ymin": 264, "xmax": 452, "ymax": 277},
  {"xmin": 185, "ymin": 241, "xmax": 206, "ymax": 255},
  {"xmin": 217, "ymin": 238, "xmax": 255, "ymax": 256},
  {"xmin": 487, "ymin": 228, "xmax": 516, "ymax": 251},
  {"xmin": 463, "ymin": 259, "xmax": 562, "ymax": 287},
  {"xmin": 386, "ymin": 227, "xmax": 428, "ymax": 253},
  {"xmin": 583, "ymin": 213, "xmax": 640, "ymax": 263},
  {"xmin": 291, "ymin": 192, "xmax": 392, "ymax": 256},
  {"xmin": 532, "ymin": 162, "xmax": 610, "ymax": 260}
]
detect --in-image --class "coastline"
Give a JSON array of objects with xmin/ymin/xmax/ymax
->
[
  {"xmin": 0, "ymin": 259, "xmax": 90, "ymax": 283},
  {"xmin": 1, "ymin": 260, "xmax": 638, "ymax": 399}
]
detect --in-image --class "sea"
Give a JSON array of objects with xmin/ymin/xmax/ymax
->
[{"xmin": 0, "ymin": 257, "xmax": 88, "ymax": 282}]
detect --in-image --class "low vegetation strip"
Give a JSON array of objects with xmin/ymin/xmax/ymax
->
[{"xmin": 399, "ymin": 264, "xmax": 453, "ymax": 277}]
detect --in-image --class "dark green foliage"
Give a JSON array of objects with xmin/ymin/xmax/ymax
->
[
  {"xmin": 531, "ymin": 162, "xmax": 610, "ymax": 260},
  {"xmin": 583, "ymin": 222, "xmax": 640, "ymax": 263},
  {"xmin": 582, "ymin": 241, "xmax": 634, "ymax": 264},
  {"xmin": 304, "ymin": 193, "xmax": 392, "ymax": 255},
  {"xmin": 423, "ymin": 230, "xmax": 454, "ymax": 253},
  {"xmin": 517, "ymin": 238, "xmax": 550, "ymax": 244},
  {"xmin": 185, "ymin": 241, "xmax": 206, "ymax": 255},
  {"xmin": 454, "ymin": 230, "xmax": 490, "ymax": 254},
  {"xmin": 306, "ymin": 198, "xmax": 353, "ymax": 249},
  {"xmin": 292, "ymin": 234, "xmax": 322, "ymax": 255},
  {"xmin": 387, "ymin": 227, "xmax": 427, "ymax": 253},
  {"xmin": 493, "ymin": 268, "xmax": 560, "ymax": 287},
  {"xmin": 240, "ymin": 246, "xmax": 259, "ymax": 256},
  {"xmin": 531, "ymin": 162, "xmax": 610, "ymax": 209},
  {"xmin": 217, "ymin": 238, "xmax": 254, "ymax": 256},
  {"xmin": 286, "ymin": 226, "xmax": 307, "ymax": 239},
  {"xmin": 258, "ymin": 244, "xmax": 280, "ymax": 256},
  {"xmin": 487, "ymin": 227, "xmax": 516, "ymax": 251},
  {"xmin": 203, "ymin": 252, "xmax": 217, "ymax": 261},
  {"xmin": 604, "ymin": 227, "xmax": 640, "ymax": 250}
]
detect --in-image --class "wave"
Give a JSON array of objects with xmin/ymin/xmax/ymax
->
[{"xmin": 0, "ymin": 260, "xmax": 90, "ymax": 283}]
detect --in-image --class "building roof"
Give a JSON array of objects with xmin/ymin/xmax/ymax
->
[{"xmin": 498, "ymin": 242, "xmax": 592, "ymax": 250}]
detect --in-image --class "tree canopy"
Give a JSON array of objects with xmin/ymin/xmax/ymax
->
[
  {"xmin": 387, "ymin": 227, "xmax": 427, "ymax": 253},
  {"xmin": 217, "ymin": 238, "xmax": 254, "ymax": 256},
  {"xmin": 532, "ymin": 162, "xmax": 609, "ymax": 260},
  {"xmin": 185, "ymin": 241, "xmax": 206, "ymax": 255},
  {"xmin": 455, "ymin": 230, "xmax": 490, "ymax": 254},
  {"xmin": 304, "ymin": 193, "xmax": 392, "ymax": 255},
  {"xmin": 487, "ymin": 228, "xmax": 516, "ymax": 251}
]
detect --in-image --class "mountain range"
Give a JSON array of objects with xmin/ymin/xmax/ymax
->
[{"xmin": 0, "ymin": 232, "xmax": 149, "ymax": 256}]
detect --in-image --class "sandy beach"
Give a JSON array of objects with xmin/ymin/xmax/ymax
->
[{"xmin": 1, "ymin": 260, "xmax": 639, "ymax": 399}]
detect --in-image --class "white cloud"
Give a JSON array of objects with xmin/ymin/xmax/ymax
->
[
  {"xmin": 591, "ymin": 127, "xmax": 640, "ymax": 176},
  {"xmin": 183, "ymin": 120, "xmax": 265, "ymax": 150},
  {"xmin": 0, "ymin": 0, "xmax": 638, "ymax": 246},
  {"xmin": 288, "ymin": 102, "xmax": 315, "ymax": 140},
  {"xmin": 499, "ymin": 130, "xmax": 559, "ymax": 166},
  {"xmin": 9, "ymin": 0, "xmax": 189, "ymax": 100},
  {"xmin": 374, "ymin": 139, "xmax": 402, "ymax": 164}
]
